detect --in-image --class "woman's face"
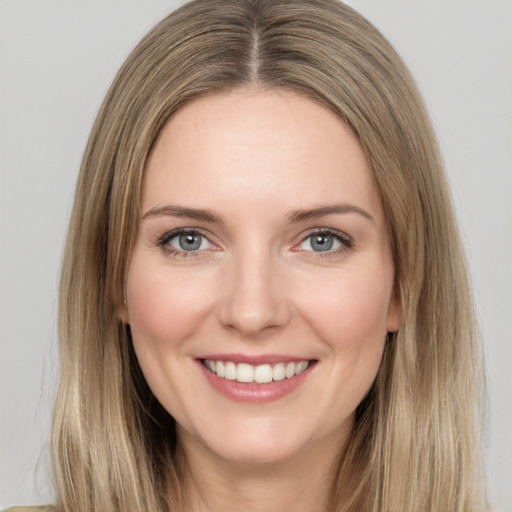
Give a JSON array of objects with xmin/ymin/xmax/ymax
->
[{"xmin": 123, "ymin": 89, "xmax": 400, "ymax": 466}]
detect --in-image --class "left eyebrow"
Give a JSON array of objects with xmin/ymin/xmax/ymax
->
[
  {"xmin": 141, "ymin": 204, "xmax": 223, "ymax": 224},
  {"xmin": 286, "ymin": 204, "xmax": 374, "ymax": 224}
]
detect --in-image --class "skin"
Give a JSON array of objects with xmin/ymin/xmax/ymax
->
[{"xmin": 122, "ymin": 88, "xmax": 401, "ymax": 512}]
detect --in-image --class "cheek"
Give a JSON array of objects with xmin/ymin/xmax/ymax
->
[
  {"xmin": 298, "ymin": 267, "xmax": 393, "ymax": 357},
  {"xmin": 125, "ymin": 259, "xmax": 216, "ymax": 351},
  {"xmin": 124, "ymin": 259, "xmax": 219, "ymax": 418},
  {"xmin": 298, "ymin": 269, "xmax": 393, "ymax": 418}
]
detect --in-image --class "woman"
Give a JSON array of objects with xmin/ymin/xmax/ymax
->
[{"xmin": 9, "ymin": 0, "xmax": 487, "ymax": 510}]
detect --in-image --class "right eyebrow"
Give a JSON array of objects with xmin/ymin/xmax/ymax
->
[
  {"xmin": 286, "ymin": 203, "xmax": 374, "ymax": 224},
  {"xmin": 141, "ymin": 204, "xmax": 223, "ymax": 224}
]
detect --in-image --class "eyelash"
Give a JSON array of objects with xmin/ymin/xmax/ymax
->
[
  {"xmin": 156, "ymin": 227, "xmax": 354, "ymax": 258},
  {"xmin": 296, "ymin": 228, "xmax": 354, "ymax": 257},
  {"xmin": 157, "ymin": 228, "xmax": 213, "ymax": 258}
]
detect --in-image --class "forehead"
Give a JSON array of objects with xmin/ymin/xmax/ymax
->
[{"xmin": 142, "ymin": 89, "xmax": 384, "ymax": 223}]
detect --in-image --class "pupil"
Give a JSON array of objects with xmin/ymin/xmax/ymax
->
[
  {"xmin": 179, "ymin": 233, "xmax": 201, "ymax": 251},
  {"xmin": 312, "ymin": 234, "xmax": 333, "ymax": 251}
]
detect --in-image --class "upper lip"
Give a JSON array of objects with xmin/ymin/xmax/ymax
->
[{"xmin": 198, "ymin": 353, "xmax": 314, "ymax": 365}]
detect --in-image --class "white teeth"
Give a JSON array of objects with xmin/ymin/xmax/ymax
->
[
  {"xmin": 285, "ymin": 362, "xmax": 295, "ymax": 378},
  {"xmin": 224, "ymin": 362, "xmax": 237, "ymax": 380},
  {"xmin": 272, "ymin": 362, "xmax": 286, "ymax": 381},
  {"xmin": 254, "ymin": 364, "xmax": 273, "ymax": 383},
  {"xmin": 204, "ymin": 359, "xmax": 311, "ymax": 383},
  {"xmin": 216, "ymin": 361, "xmax": 225, "ymax": 377},
  {"xmin": 295, "ymin": 361, "xmax": 309, "ymax": 374},
  {"xmin": 237, "ymin": 363, "xmax": 254, "ymax": 383}
]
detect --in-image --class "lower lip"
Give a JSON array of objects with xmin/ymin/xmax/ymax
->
[{"xmin": 197, "ymin": 360, "xmax": 315, "ymax": 404}]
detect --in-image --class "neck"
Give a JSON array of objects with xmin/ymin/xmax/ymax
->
[{"xmin": 175, "ymin": 428, "xmax": 347, "ymax": 512}]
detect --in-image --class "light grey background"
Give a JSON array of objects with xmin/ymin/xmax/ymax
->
[{"xmin": 1, "ymin": 0, "xmax": 511, "ymax": 510}]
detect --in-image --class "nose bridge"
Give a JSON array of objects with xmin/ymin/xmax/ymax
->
[{"xmin": 218, "ymin": 239, "xmax": 291, "ymax": 336}]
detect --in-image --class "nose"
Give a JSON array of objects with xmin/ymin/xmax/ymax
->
[{"xmin": 217, "ymin": 249, "xmax": 292, "ymax": 338}]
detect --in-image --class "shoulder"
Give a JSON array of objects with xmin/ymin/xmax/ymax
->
[{"xmin": 3, "ymin": 507, "xmax": 57, "ymax": 512}]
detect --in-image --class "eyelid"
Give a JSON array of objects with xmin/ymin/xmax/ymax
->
[
  {"xmin": 294, "ymin": 227, "xmax": 354, "ymax": 254},
  {"xmin": 157, "ymin": 227, "xmax": 218, "ymax": 257},
  {"xmin": 155, "ymin": 226, "xmax": 353, "ymax": 258}
]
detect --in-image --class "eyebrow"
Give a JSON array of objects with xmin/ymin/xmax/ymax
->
[
  {"xmin": 141, "ymin": 203, "xmax": 374, "ymax": 224},
  {"xmin": 142, "ymin": 205, "xmax": 223, "ymax": 223},
  {"xmin": 286, "ymin": 204, "xmax": 374, "ymax": 223}
]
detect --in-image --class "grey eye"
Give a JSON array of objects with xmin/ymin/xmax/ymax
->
[
  {"xmin": 299, "ymin": 233, "xmax": 342, "ymax": 252},
  {"xmin": 169, "ymin": 232, "xmax": 211, "ymax": 252},
  {"xmin": 311, "ymin": 234, "xmax": 334, "ymax": 251}
]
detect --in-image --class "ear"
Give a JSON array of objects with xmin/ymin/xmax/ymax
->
[{"xmin": 386, "ymin": 282, "xmax": 402, "ymax": 333}]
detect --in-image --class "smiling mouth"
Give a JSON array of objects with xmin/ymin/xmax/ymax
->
[{"xmin": 202, "ymin": 359, "xmax": 313, "ymax": 384}]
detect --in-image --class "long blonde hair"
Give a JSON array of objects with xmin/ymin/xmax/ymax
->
[{"xmin": 52, "ymin": 1, "xmax": 486, "ymax": 510}]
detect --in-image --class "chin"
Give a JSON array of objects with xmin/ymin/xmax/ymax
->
[
  {"xmin": 177, "ymin": 411, "xmax": 352, "ymax": 468},
  {"xmin": 206, "ymin": 435, "xmax": 310, "ymax": 466}
]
